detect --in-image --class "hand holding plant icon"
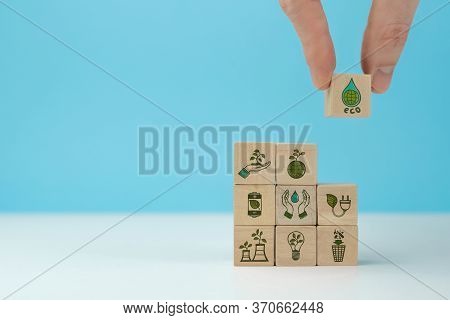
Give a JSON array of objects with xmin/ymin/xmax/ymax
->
[{"xmin": 238, "ymin": 149, "xmax": 271, "ymax": 179}]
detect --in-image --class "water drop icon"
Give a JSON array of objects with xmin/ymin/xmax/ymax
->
[
  {"xmin": 342, "ymin": 78, "xmax": 361, "ymax": 107},
  {"xmin": 291, "ymin": 191, "xmax": 299, "ymax": 203}
]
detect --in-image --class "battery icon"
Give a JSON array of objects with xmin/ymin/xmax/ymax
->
[{"xmin": 248, "ymin": 192, "xmax": 262, "ymax": 218}]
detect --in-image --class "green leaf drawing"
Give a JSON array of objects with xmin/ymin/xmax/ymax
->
[
  {"xmin": 249, "ymin": 200, "xmax": 259, "ymax": 209},
  {"xmin": 239, "ymin": 245, "xmax": 244, "ymax": 249},
  {"xmin": 262, "ymin": 239, "xmax": 267, "ymax": 243},
  {"xmin": 326, "ymin": 194, "xmax": 338, "ymax": 208}
]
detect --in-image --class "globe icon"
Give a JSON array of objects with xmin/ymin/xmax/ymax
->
[{"xmin": 342, "ymin": 89, "xmax": 360, "ymax": 107}]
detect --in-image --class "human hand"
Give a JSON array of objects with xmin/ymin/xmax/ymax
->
[
  {"xmin": 297, "ymin": 189, "xmax": 310, "ymax": 219},
  {"xmin": 279, "ymin": 0, "xmax": 419, "ymax": 93},
  {"xmin": 282, "ymin": 190, "xmax": 295, "ymax": 219},
  {"xmin": 238, "ymin": 149, "xmax": 271, "ymax": 178}
]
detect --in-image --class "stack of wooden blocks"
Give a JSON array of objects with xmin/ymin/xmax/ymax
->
[{"xmin": 234, "ymin": 143, "xmax": 358, "ymax": 266}]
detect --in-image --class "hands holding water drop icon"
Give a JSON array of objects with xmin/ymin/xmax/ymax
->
[{"xmin": 282, "ymin": 189, "xmax": 310, "ymax": 220}]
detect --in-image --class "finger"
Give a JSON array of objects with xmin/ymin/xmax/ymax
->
[
  {"xmin": 361, "ymin": 0, "xmax": 419, "ymax": 93},
  {"xmin": 279, "ymin": 0, "xmax": 336, "ymax": 89}
]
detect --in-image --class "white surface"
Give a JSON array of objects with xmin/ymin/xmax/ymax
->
[{"xmin": 0, "ymin": 213, "xmax": 449, "ymax": 300}]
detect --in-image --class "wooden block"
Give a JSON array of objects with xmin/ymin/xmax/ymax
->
[
  {"xmin": 276, "ymin": 226, "xmax": 317, "ymax": 266},
  {"xmin": 234, "ymin": 185, "xmax": 275, "ymax": 226},
  {"xmin": 317, "ymin": 225, "xmax": 358, "ymax": 266},
  {"xmin": 234, "ymin": 226, "xmax": 275, "ymax": 266},
  {"xmin": 325, "ymin": 74, "xmax": 371, "ymax": 118},
  {"xmin": 317, "ymin": 184, "xmax": 358, "ymax": 226},
  {"xmin": 275, "ymin": 185, "xmax": 317, "ymax": 226},
  {"xmin": 275, "ymin": 144, "xmax": 317, "ymax": 185},
  {"xmin": 234, "ymin": 142, "xmax": 276, "ymax": 185}
]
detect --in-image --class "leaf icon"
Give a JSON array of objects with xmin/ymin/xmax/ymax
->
[{"xmin": 326, "ymin": 194, "xmax": 338, "ymax": 208}]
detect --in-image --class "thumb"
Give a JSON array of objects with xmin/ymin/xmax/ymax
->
[{"xmin": 361, "ymin": 0, "xmax": 419, "ymax": 93}]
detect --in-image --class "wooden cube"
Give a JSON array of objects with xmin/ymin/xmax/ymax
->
[
  {"xmin": 276, "ymin": 226, "xmax": 317, "ymax": 266},
  {"xmin": 234, "ymin": 185, "xmax": 275, "ymax": 226},
  {"xmin": 317, "ymin": 225, "xmax": 358, "ymax": 266},
  {"xmin": 317, "ymin": 184, "xmax": 358, "ymax": 226},
  {"xmin": 234, "ymin": 142, "xmax": 276, "ymax": 185},
  {"xmin": 325, "ymin": 74, "xmax": 371, "ymax": 118},
  {"xmin": 234, "ymin": 226, "xmax": 275, "ymax": 266},
  {"xmin": 275, "ymin": 185, "xmax": 317, "ymax": 226},
  {"xmin": 275, "ymin": 144, "xmax": 317, "ymax": 185}
]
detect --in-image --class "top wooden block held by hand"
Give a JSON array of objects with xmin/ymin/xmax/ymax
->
[
  {"xmin": 325, "ymin": 74, "xmax": 371, "ymax": 118},
  {"xmin": 234, "ymin": 142, "xmax": 276, "ymax": 185}
]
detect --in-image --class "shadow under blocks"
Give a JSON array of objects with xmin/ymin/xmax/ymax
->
[{"xmin": 233, "ymin": 143, "xmax": 358, "ymax": 266}]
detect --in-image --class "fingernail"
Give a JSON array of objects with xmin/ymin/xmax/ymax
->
[{"xmin": 372, "ymin": 66, "xmax": 394, "ymax": 93}]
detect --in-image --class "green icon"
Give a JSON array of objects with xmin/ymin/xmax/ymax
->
[
  {"xmin": 239, "ymin": 241, "xmax": 252, "ymax": 262},
  {"xmin": 282, "ymin": 189, "xmax": 310, "ymax": 219},
  {"xmin": 287, "ymin": 231, "xmax": 304, "ymax": 261},
  {"xmin": 238, "ymin": 149, "xmax": 271, "ymax": 179},
  {"xmin": 332, "ymin": 229, "xmax": 346, "ymax": 262},
  {"xmin": 238, "ymin": 229, "xmax": 268, "ymax": 263},
  {"xmin": 326, "ymin": 194, "xmax": 352, "ymax": 217},
  {"xmin": 342, "ymin": 78, "xmax": 361, "ymax": 107},
  {"xmin": 248, "ymin": 192, "xmax": 262, "ymax": 218},
  {"xmin": 252, "ymin": 229, "xmax": 268, "ymax": 262},
  {"xmin": 287, "ymin": 149, "xmax": 306, "ymax": 179}
]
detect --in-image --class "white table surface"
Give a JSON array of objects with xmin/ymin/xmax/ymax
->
[{"xmin": 0, "ymin": 213, "xmax": 448, "ymax": 300}]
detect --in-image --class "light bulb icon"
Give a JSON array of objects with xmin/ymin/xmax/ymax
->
[{"xmin": 287, "ymin": 231, "xmax": 304, "ymax": 261}]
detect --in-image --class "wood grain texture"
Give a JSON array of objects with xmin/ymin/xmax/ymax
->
[
  {"xmin": 275, "ymin": 185, "xmax": 317, "ymax": 226},
  {"xmin": 317, "ymin": 184, "xmax": 358, "ymax": 226},
  {"xmin": 276, "ymin": 226, "xmax": 317, "ymax": 266},
  {"xmin": 325, "ymin": 74, "xmax": 371, "ymax": 118},
  {"xmin": 275, "ymin": 144, "xmax": 317, "ymax": 185},
  {"xmin": 234, "ymin": 185, "xmax": 275, "ymax": 226},
  {"xmin": 234, "ymin": 226, "xmax": 275, "ymax": 266},
  {"xmin": 317, "ymin": 225, "xmax": 358, "ymax": 266},
  {"xmin": 234, "ymin": 142, "xmax": 276, "ymax": 185}
]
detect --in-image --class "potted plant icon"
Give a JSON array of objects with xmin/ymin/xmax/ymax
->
[
  {"xmin": 332, "ymin": 229, "xmax": 346, "ymax": 262},
  {"xmin": 326, "ymin": 194, "xmax": 352, "ymax": 217},
  {"xmin": 287, "ymin": 149, "xmax": 306, "ymax": 179},
  {"xmin": 239, "ymin": 241, "xmax": 252, "ymax": 262},
  {"xmin": 252, "ymin": 229, "xmax": 268, "ymax": 262}
]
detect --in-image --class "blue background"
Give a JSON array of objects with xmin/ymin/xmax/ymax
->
[{"xmin": 1, "ymin": 0, "xmax": 449, "ymax": 213}]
